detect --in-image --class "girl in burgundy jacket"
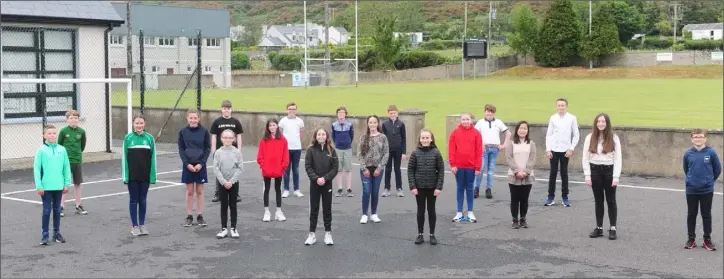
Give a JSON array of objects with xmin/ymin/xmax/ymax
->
[{"xmin": 257, "ymin": 118, "xmax": 290, "ymax": 222}]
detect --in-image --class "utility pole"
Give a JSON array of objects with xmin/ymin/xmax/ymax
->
[
  {"xmin": 126, "ymin": 0, "xmax": 133, "ymax": 76},
  {"xmin": 461, "ymin": 1, "xmax": 467, "ymax": 80},
  {"xmin": 324, "ymin": 0, "xmax": 330, "ymax": 86},
  {"xmin": 485, "ymin": 1, "xmax": 492, "ymax": 78},
  {"xmin": 304, "ymin": 1, "xmax": 308, "ymax": 88},
  {"xmin": 589, "ymin": 0, "xmax": 592, "ymax": 69},
  {"xmin": 670, "ymin": 2, "xmax": 683, "ymax": 45}
]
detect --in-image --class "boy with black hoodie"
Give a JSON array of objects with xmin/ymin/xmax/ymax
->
[
  {"xmin": 381, "ymin": 105, "xmax": 407, "ymax": 197},
  {"xmin": 683, "ymin": 129, "xmax": 721, "ymax": 251}
]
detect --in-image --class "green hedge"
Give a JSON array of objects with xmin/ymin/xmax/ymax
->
[
  {"xmin": 418, "ymin": 40, "xmax": 460, "ymax": 50},
  {"xmin": 268, "ymin": 49, "xmax": 449, "ymax": 71},
  {"xmin": 394, "ymin": 51, "xmax": 446, "ymax": 70},
  {"xmin": 627, "ymin": 38, "xmax": 722, "ymax": 51},
  {"xmin": 231, "ymin": 51, "xmax": 251, "ymax": 70},
  {"xmin": 682, "ymin": 40, "xmax": 723, "ymax": 50},
  {"xmin": 268, "ymin": 52, "xmax": 302, "ymax": 71}
]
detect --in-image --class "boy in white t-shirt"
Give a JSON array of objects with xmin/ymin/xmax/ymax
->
[
  {"xmin": 473, "ymin": 104, "xmax": 511, "ymax": 199},
  {"xmin": 279, "ymin": 102, "xmax": 305, "ymax": 198}
]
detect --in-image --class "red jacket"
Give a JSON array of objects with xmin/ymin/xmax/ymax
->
[
  {"xmin": 257, "ymin": 136, "xmax": 290, "ymax": 178},
  {"xmin": 448, "ymin": 124, "xmax": 483, "ymax": 171}
]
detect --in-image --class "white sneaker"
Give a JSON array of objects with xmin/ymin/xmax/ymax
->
[
  {"xmin": 324, "ymin": 232, "xmax": 334, "ymax": 245},
  {"xmin": 216, "ymin": 228, "xmax": 228, "ymax": 239},
  {"xmin": 275, "ymin": 209, "xmax": 287, "ymax": 221},
  {"xmin": 397, "ymin": 190, "xmax": 404, "ymax": 197},
  {"xmin": 230, "ymin": 228, "xmax": 239, "ymax": 238},
  {"xmin": 294, "ymin": 190, "xmax": 304, "ymax": 197},
  {"xmin": 282, "ymin": 190, "xmax": 290, "ymax": 198},
  {"xmin": 304, "ymin": 232, "xmax": 316, "ymax": 245},
  {"xmin": 452, "ymin": 212, "xmax": 463, "ymax": 222},
  {"xmin": 467, "ymin": 211, "xmax": 477, "ymax": 222},
  {"xmin": 263, "ymin": 209, "xmax": 271, "ymax": 222},
  {"xmin": 370, "ymin": 214, "xmax": 381, "ymax": 223},
  {"xmin": 360, "ymin": 215, "xmax": 368, "ymax": 224},
  {"xmin": 381, "ymin": 189, "xmax": 390, "ymax": 197}
]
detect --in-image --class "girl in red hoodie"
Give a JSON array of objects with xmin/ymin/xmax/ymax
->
[
  {"xmin": 448, "ymin": 113, "xmax": 483, "ymax": 222},
  {"xmin": 257, "ymin": 118, "xmax": 290, "ymax": 222}
]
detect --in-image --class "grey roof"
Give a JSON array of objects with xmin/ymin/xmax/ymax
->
[
  {"xmin": 259, "ymin": 37, "xmax": 286, "ymax": 47},
  {"xmin": 683, "ymin": 23, "xmax": 723, "ymax": 32},
  {"xmin": 109, "ymin": 3, "xmax": 230, "ymax": 38},
  {"xmin": 334, "ymin": 27, "xmax": 349, "ymax": 35},
  {"xmin": 0, "ymin": 1, "xmax": 123, "ymax": 25}
]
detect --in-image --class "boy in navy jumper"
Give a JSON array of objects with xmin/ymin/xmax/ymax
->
[{"xmin": 683, "ymin": 129, "xmax": 721, "ymax": 251}]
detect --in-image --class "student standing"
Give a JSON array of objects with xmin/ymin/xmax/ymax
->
[
  {"xmin": 382, "ymin": 105, "xmax": 407, "ymax": 197},
  {"xmin": 210, "ymin": 100, "xmax": 243, "ymax": 204},
  {"xmin": 408, "ymin": 129, "xmax": 444, "ymax": 245},
  {"xmin": 257, "ymin": 118, "xmax": 290, "ymax": 222},
  {"xmin": 582, "ymin": 113, "xmax": 622, "ymax": 240},
  {"xmin": 544, "ymin": 98, "xmax": 580, "ymax": 207},
  {"xmin": 304, "ymin": 128, "xmax": 339, "ymax": 246},
  {"xmin": 122, "ymin": 114, "xmax": 157, "ymax": 236},
  {"xmin": 331, "ymin": 106, "xmax": 355, "ymax": 197},
  {"xmin": 505, "ymin": 121, "xmax": 536, "ymax": 229},
  {"xmin": 683, "ymin": 129, "xmax": 721, "ymax": 251},
  {"xmin": 34, "ymin": 125, "xmax": 71, "ymax": 245},
  {"xmin": 58, "ymin": 110, "xmax": 87, "ymax": 216},
  {"xmin": 358, "ymin": 115, "xmax": 389, "ymax": 224},
  {"xmin": 279, "ymin": 102, "xmax": 305, "ymax": 198},
  {"xmin": 473, "ymin": 104, "xmax": 511, "ymax": 200},
  {"xmin": 448, "ymin": 113, "xmax": 482, "ymax": 222},
  {"xmin": 213, "ymin": 130, "xmax": 244, "ymax": 239},
  {"xmin": 178, "ymin": 109, "xmax": 211, "ymax": 227}
]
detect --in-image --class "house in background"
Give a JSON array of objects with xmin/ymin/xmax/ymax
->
[
  {"xmin": 394, "ymin": 32, "xmax": 424, "ymax": 46},
  {"xmin": 1, "ymin": 1, "xmax": 124, "ymax": 160},
  {"xmin": 108, "ymin": 3, "xmax": 232, "ymax": 88},
  {"xmin": 230, "ymin": 25, "xmax": 245, "ymax": 42},
  {"xmin": 258, "ymin": 24, "xmax": 349, "ymax": 51},
  {"xmin": 682, "ymin": 23, "xmax": 723, "ymax": 40}
]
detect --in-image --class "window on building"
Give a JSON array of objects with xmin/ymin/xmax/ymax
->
[
  {"xmin": 204, "ymin": 65, "xmax": 212, "ymax": 72},
  {"xmin": 143, "ymin": 36, "xmax": 156, "ymax": 46},
  {"xmin": 151, "ymin": 66, "xmax": 159, "ymax": 72},
  {"xmin": 158, "ymin": 37, "xmax": 175, "ymax": 46},
  {"xmin": 711, "ymin": 30, "xmax": 715, "ymax": 37},
  {"xmin": 188, "ymin": 38, "xmax": 199, "ymax": 47},
  {"xmin": 206, "ymin": 38, "xmax": 220, "ymax": 47},
  {"xmin": 110, "ymin": 35, "xmax": 124, "ymax": 45},
  {"xmin": 187, "ymin": 66, "xmax": 192, "ymax": 72},
  {"xmin": 1, "ymin": 27, "xmax": 77, "ymax": 119}
]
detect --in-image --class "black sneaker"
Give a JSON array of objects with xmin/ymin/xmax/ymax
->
[
  {"xmin": 183, "ymin": 215, "xmax": 193, "ymax": 227},
  {"xmin": 75, "ymin": 205, "xmax": 88, "ymax": 215},
  {"xmin": 346, "ymin": 189, "xmax": 354, "ymax": 197},
  {"xmin": 414, "ymin": 234, "xmax": 424, "ymax": 245},
  {"xmin": 236, "ymin": 193, "xmax": 242, "ymax": 203},
  {"xmin": 212, "ymin": 193, "xmax": 220, "ymax": 203},
  {"xmin": 703, "ymin": 238, "xmax": 717, "ymax": 251},
  {"xmin": 429, "ymin": 235, "xmax": 438, "ymax": 245},
  {"xmin": 60, "ymin": 207, "xmax": 65, "ymax": 217},
  {"xmin": 197, "ymin": 215, "xmax": 207, "ymax": 227},
  {"xmin": 684, "ymin": 238, "xmax": 696, "ymax": 249},
  {"xmin": 336, "ymin": 189, "xmax": 343, "ymax": 197},
  {"xmin": 519, "ymin": 218, "xmax": 528, "ymax": 228},
  {"xmin": 589, "ymin": 227, "xmax": 603, "ymax": 238},
  {"xmin": 608, "ymin": 229, "xmax": 617, "ymax": 240},
  {"xmin": 474, "ymin": 188, "xmax": 480, "ymax": 199},
  {"xmin": 485, "ymin": 188, "xmax": 493, "ymax": 199},
  {"xmin": 40, "ymin": 236, "xmax": 49, "ymax": 245},
  {"xmin": 512, "ymin": 219, "xmax": 520, "ymax": 229},
  {"xmin": 53, "ymin": 233, "xmax": 66, "ymax": 243}
]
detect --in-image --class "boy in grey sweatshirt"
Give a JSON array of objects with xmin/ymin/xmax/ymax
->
[{"xmin": 213, "ymin": 130, "xmax": 244, "ymax": 239}]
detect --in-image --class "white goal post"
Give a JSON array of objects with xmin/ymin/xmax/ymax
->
[
  {"xmin": 0, "ymin": 78, "xmax": 134, "ymax": 134},
  {"xmin": 302, "ymin": 58, "xmax": 359, "ymax": 87}
]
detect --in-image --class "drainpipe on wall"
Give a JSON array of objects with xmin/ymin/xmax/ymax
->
[{"xmin": 104, "ymin": 25, "xmax": 112, "ymax": 153}]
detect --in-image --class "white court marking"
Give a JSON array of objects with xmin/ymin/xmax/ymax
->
[{"xmin": 2, "ymin": 159, "xmax": 721, "ymax": 205}]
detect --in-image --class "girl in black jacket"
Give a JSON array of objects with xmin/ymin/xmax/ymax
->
[
  {"xmin": 304, "ymin": 128, "xmax": 339, "ymax": 246},
  {"xmin": 408, "ymin": 129, "xmax": 445, "ymax": 245}
]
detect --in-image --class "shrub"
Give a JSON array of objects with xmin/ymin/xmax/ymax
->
[
  {"xmin": 642, "ymin": 37, "xmax": 673, "ymax": 49},
  {"xmin": 269, "ymin": 52, "xmax": 302, "ymax": 71},
  {"xmin": 682, "ymin": 40, "xmax": 723, "ymax": 51},
  {"xmin": 419, "ymin": 40, "xmax": 460, "ymax": 50},
  {"xmin": 230, "ymin": 51, "xmax": 251, "ymax": 70},
  {"xmin": 394, "ymin": 51, "xmax": 445, "ymax": 70}
]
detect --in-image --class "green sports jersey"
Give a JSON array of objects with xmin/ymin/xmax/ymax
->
[
  {"xmin": 58, "ymin": 126, "xmax": 86, "ymax": 163},
  {"xmin": 122, "ymin": 131, "xmax": 157, "ymax": 184}
]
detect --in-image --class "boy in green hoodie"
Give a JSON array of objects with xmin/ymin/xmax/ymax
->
[
  {"xmin": 34, "ymin": 125, "xmax": 72, "ymax": 245},
  {"xmin": 58, "ymin": 110, "xmax": 87, "ymax": 216}
]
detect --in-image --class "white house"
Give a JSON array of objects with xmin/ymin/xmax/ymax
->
[
  {"xmin": 259, "ymin": 24, "xmax": 349, "ymax": 50},
  {"xmin": 682, "ymin": 23, "xmax": 723, "ymax": 40},
  {"xmin": 0, "ymin": 1, "xmax": 124, "ymax": 160},
  {"xmin": 394, "ymin": 32, "xmax": 424, "ymax": 44},
  {"xmin": 108, "ymin": 3, "xmax": 232, "ymax": 88}
]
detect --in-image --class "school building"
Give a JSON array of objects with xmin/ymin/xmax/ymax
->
[{"xmin": 0, "ymin": 1, "xmax": 124, "ymax": 160}]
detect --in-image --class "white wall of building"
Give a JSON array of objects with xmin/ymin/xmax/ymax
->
[{"xmin": 691, "ymin": 29, "xmax": 723, "ymax": 40}]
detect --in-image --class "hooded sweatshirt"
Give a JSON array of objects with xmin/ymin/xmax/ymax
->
[
  {"xmin": 257, "ymin": 136, "xmax": 289, "ymax": 178},
  {"xmin": 683, "ymin": 146, "xmax": 722, "ymax": 195},
  {"xmin": 178, "ymin": 125, "xmax": 211, "ymax": 166},
  {"xmin": 33, "ymin": 143, "xmax": 72, "ymax": 191},
  {"xmin": 448, "ymin": 124, "xmax": 483, "ymax": 171}
]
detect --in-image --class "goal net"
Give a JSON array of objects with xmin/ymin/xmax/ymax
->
[{"xmin": 304, "ymin": 58, "xmax": 358, "ymax": 87}]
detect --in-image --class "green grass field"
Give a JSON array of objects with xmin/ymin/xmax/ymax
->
[{"xmin": 113, "ymin": 71, "xmax": 722, "ymax": 156}]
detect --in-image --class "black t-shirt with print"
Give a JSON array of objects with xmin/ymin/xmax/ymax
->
[{"xmin": 210, "ymin": 116, "xmax": 243, "ymax": 148}]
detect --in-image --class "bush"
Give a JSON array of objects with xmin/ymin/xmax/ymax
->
[
  {"xmin": 230, "ymin": 51, "xmax": 251, "ymax": 70},
  {"xmin": 682, "ymin": 40, "xmax": 723, "ymax": 51},
  {"xmin": 419, "ymin": 40, "xmax": 460, "ymax": 50},
  {"xmin": 534, "ymin": 0, "xmax": 582, "ymax": 67},
  {"xmin": 642, "ymin": 37, "xmax": 673, "ymax": 49},
  {"xmin": 394, "ymin": 51, "xmax": 445, "ymax": 70},
  {"xmin": 269, "ymin": 52, "xmax": 302, "ymax": 71},
  {"xmin": 672, "ymin": 43, "xmax": 685, "ymax": 51}
]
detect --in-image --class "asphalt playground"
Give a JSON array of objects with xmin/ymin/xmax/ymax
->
[{"xmin": 1, "ymin": 146, "xmax": 722, "ymax": 278}]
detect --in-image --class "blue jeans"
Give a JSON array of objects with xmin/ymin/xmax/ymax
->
[
  {"xmin": 128, "ymin": 180, "xmax": 150, "ymax": 227},
  {"xmin": 284, "ymin": 149, "xmax": 302, "ymax": 191},
  {"xmin": 41, "ymin": 190, "xmax": 63, "ymax": 237},
  {"xmin": 360, "ymin": 168, "xmax": 383, "ymax": 215},
  {"xmin": 475, "ymin": 147, "xmax": 500, "ymax": 190},
  {"xmin": 455, "ymin": 168, "xmax": 475, "ymax": 212}
]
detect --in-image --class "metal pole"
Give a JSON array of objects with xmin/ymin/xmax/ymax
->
[
  {"xmin": 485, "ymin": 1, "xmax": 492, "ymax": 78},
  {"xmin": 126, "ymin": 0, "xmax": 133, "ymax": 77},
  {"xmin": 196, "ymin": 29, "xmax": 202, "ymax": 111},
  {"xmin": 304, "ymin": 1, "xmax": 308, "ymax": 88},
  {"xmin": 324, "ymin": 0, "xmax": 330, "ymax": 86},
  {"xmin": 589, "ymin": 0, "xmax": 592, "ymax": 69},
  {"xmin": 473, "ymin": 59, "xmax": 476, "ymax": 80},
  {"xmin": 673, "ymin": 3, "xmax": 678, "ymax": 45},
  {"xmin": 104, "ymin": 26, "xmax": 112, "ymax": 153},
  {"xmin": 462, "ymin": 1, "xmax": 467, "ymax": 80},
  {"xmin": 355, "ymin": 0, "xmax": 359, "ymax": 87},
  {"xmin": 139, "ymin": 29, "xmax": 145, "ymax": 114}
]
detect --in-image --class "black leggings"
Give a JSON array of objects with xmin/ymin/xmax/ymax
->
[
  {"xmin": 218, "ymin": 181, "xmax": 239, "ymax": 229},
  {"xmin": 509, "ymin": 184, "xmax": 532, "ymax": 219},
  {"xmin": 310, "ymin": 181, "xmax": 333, "ymax": 232},
  {"xmin": 590, "ymin": 164, "xmax": 617, "ymax": 227},
  {"xmin": 415, "ymin": 188, "xmax": 437, "ymax": 234},
  {"xmin": 687, "ymin": 193, "xmax": 713, "ymax": 239},
  {"xmin": 263, "ymin": 177, "xmax": 282, "ymax": 208}
]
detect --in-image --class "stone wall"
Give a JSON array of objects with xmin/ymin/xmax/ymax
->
[
  {"xmin": 445, "ymin": 115, "xmax": 723, "ymax": 178},
  {"xmin": 110, "ymin": 74, "xmax": 216, "ymax": 92},
  {"xmin": 112, "ymin": 107, "xmax": 427, "ymax": 155}
]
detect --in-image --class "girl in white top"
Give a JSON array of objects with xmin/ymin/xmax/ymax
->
[
  {"xmin": 582, "ymin": 113, "xmax": 622, "ymax": 241},
  {"xmin": 505, "ymin": 121, "xmax": 537, "ymax": 229}
]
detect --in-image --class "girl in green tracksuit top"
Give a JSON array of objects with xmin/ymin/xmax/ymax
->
[
  {"xmin": 122, "ymin": 114, "xmax": 157, "ymax": 236},
  {"xmin": 34, "ymin": 125, "xmax": 72, "ymax": 245}
]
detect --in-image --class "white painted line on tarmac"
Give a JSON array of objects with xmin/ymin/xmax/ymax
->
[{"xmin": 1, "ymin": 196, "xmax": 42, "ymax": 205}]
